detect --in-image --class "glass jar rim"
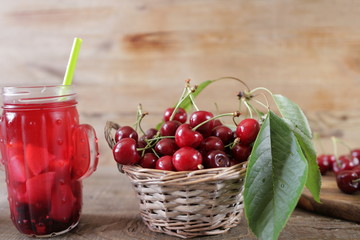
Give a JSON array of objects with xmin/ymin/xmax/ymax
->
[{"xmin": 2, "ymin": 85, "xmax": 76, "ymax": 104}]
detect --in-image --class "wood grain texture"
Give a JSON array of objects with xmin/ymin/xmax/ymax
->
[
  {"xmin": 298, "ymin": 173, "xmax": 360, "ymax": 223},
  {"xmin": 1, "ymin": 1, "xmax": 360, "ymax": 166},
  {"xmin": 0, "ymin": 166, "xmax": 359, "ymax": 240}
]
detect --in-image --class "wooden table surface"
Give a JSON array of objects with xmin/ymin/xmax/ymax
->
[{"xmin": 0, "ymin": 166, "xmax": 359, "ymax": 240}]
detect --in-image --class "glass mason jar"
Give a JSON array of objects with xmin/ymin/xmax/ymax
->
[{"xmin": 0, "ymin": 85, "xmax": 99, "ymax": 237}]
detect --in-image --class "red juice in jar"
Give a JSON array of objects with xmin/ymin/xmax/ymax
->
[{"xmin": 0, "ymin": 85, "xmax": 98, "ymax": 237}]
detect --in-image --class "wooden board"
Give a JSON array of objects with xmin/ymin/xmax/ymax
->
[{"xmin": 298, "ymin": 173, "xmax": 360, "ymax": 223}]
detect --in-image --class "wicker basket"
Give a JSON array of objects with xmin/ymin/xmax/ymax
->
[{"xmin": 105, "ymin": 121, "xmax": 247, "ymax": 239}]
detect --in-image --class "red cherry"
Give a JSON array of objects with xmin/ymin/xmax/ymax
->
[
  {"xmin": 232, "ymin": 144, "xmax": 252, "ymax": 163},
  {"xmin": 172, "ymin": 147, "xmax": 203, "ymax": 171},
  {"xmin": 113, "ymin": 138, "xmax": 140, "ymax": 165},
  {"xmin": 353, "ymin": 166, "xmax": 360, "ymax": 175},
  {"xmin": 336, "ymin": 170, "xmax": 359, "ymax": 194},
  {"xmin": 211, "ymin": 125, "xmax": 234, "ymax": 145},
  {"xmin": 175, "ymin": 124, "xmax": 203, "ymax": 148},
  {"xmin": 229, "ymin": 158, "xmax": 238, "ymax": 167},
  {"xmin": 213, "ymin": 119, "xmax": 223, "ymax": 128},
  {"xmin": 163, "ymin": 107, "xmax": 187, "ymax": 123},
  {"xmin": 316, "ymin": 154, "xmax": 331, "ymax": 175},
  {"xmin": 351, "ymin": 155, "xmax": 360, "ymax": 167},
  {"xmin": 332, "ymin": 155, "xmax": 354, "ymax": 174},
  {"xmin": 137, "ymin": 139, "xmax": 152, "ymax": 154},
  {"xmin": 139, "ymin": 128, "xmax": 158, "ymax": 142},
  {"xmin": 139, "ymin": 153, "xmax": 158, "ymax": 169},
  {"xmin": 353, "ymin": 166, "xmax": 360, "ymax": 189},
  {"xmin": 236, "ymin": 118, "xmax": 260, "ymax": 145},
  {"xmin": 189, "ymin": 111, "xmax": 214, "ymax": 137},
  {"xmin": 156, "ymin": 156, "xmax": 175, "ymax": 171},
  {"xmin": 160, "ymin": 120, "xmax": 181, "ymax": 136},
  {"xmin": 204, "ymin": 150, "xmax": 230, "ymax": 168},
  {"xmin": 115, "ymin": 126, "xmax": 138, "ymax": 143},
  {"xmin": 155, "ymin": 138, "xmax": 179, "ymax": 156},
  {"xmin": 351, "ymin": 149, "xmax": 360, "ymax": 159},
  {"xmin": 323, "ymin": 154, "xmax": 336, "ymax": 171},
  {"xmin": 199, "ymin": 136, "xmax": 224, "ymax": 155},
  {"xmin": 145, "ymin": 128, "xmax": 158, "ymax": 139}
]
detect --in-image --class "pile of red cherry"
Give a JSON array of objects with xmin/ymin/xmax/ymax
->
[
  {"xmin": 112, "ymin": 107, "xmax": 260, "ymax": 171},
  {"xmin": 317, "ymin": 150, "xmax": 360, "ymax": 194}
]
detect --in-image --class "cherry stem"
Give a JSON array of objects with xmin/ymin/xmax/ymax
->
[
  {"xmin": 212, "ymin": 76, "xmax": 250, "ymax": 92},
  {"xmin": 232, "ymin": 115, "xmax": 239, "ymax": 126},
  {"xmin": 138, "ymin": 113, "xmax": 148, "ymax": 136},
  {"xmin": 247, "ymin": 100, "xmax": 264, "ymax": 119},
  {"xmin": 186, "ymin": 85, "xmax": 199, "ymax": 111},
  {"xmin": 229, "ymin": 138, "xmax": 240, "ymax": 149},
  {"xmin": 151, "ymin": 148, "xmax": 160, "ymax": 158},
  {"xmin": 170, "ymin": 84, "xmax": 196, "ymax": 121},
  {"xmin": 133, "ymin": 104, "xmax": 143, "ymax": 132},
  {"xmin": 243, "ymin": 100, "xmax": 253, "ymax": 119},
  {"xmin": 334, "ymin": 137, "xmax": 352, "ymax": 152},
  {"xmin": 214, "ymin": 102, "xmax": 220, "ymax": 115},
  {"xmin": 133, "ymin": 104, "xmax": 148, "ymax": 136},
  {"xmin": 238, "ymin": 98, "xmax": 242, "ymax": 114},
  {"xmin": 252, "ymin": 96, "xmax": 270, "ymax": 112},
  {"xmin": 192, "ymin": 112, "xmax": 241, "ymax": 131},
  {"xmin": 313, "ymin": 132, "xmax": 325, "ymax": 155},
  {"xmin": 137, "ymin": 135, "xmax": 175, "ymax": 153},
  {"xmin": 250, "ymin": 87, "xmax": 274, "ymax": 97},
  {"xmin": 331, "ymin": 136, "xmax": 341, "ymax": 166},
  {"xmin": 352, "ymin": 178, "xmax": 360, "ymax": 183}
]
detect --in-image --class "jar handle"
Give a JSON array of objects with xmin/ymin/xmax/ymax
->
[
  {"xmin": 72, "ymin": 124, "xmax": 99, "ymax": 180},
  {"xmin": 0, "ymin": 116, "xmax": 4, "ymax": 171}
]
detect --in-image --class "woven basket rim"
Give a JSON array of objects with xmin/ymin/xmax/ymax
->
[{"xmin": 122, "ymin": 162, "xmax": 246, "ymax": 185}]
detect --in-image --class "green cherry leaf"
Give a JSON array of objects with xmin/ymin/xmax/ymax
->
[
  {"xmin": 244, "ymin": 111, "xmax": 308, "ymax": 240},
  {"xmin": 273, "ymin": 94, "xmax": 321, "ymax": 203}
]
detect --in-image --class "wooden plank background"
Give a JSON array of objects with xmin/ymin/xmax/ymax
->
[{"xmin": 1, "ymin": 0, "xmax": 360, "ymax": 165}]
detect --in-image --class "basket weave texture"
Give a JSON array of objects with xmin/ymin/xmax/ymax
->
[{"xmin": 105, "ymin": 121, "xmax": 247, "ymax": 239}]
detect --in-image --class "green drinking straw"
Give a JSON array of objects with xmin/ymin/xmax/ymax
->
[{"xmin": 63, "ymin": 38, "xmax": 83, "ymax": 85}]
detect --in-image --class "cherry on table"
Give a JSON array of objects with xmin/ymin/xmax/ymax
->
[
  {"xmin": 113, "ymin": 138, "xmax": 140, "ymax": 165},
  {"xmin": 172, "ymin": 147, "xmax": 203, "ymax": 171},
  {"xmin": 211, "ymin": 125, "xmax": 234, "ymax": 145},
  {"xmin": 163, "ymin": 107, "xmax": 187, "ymax": 123},
  {"xmin": 156, "ymin": 156, "xmax": 175, "ymax": 171},
  {"xmin": 160, "ymin": 120, "xmax": 181, "ymax": 136},
  {"xmin": 155, "ymin": 138, "xmax": 179, "ymax": 156},
  {"xmin": 139, "ymin": 153, "xmax": 158, "ymax": 169},
  {"xmin": 351, "ymin": 149, "xmax": 360, "ymax": 159},
  {"xmin": 115, "ymin": 126, "xmax": 138, "ymax": 143},
  {"xmin": 336, "ymin": 170, "xmax": 359, "ymax": 194},
  {"xmin": 316, "ymin": 154, "xmax": 332, "ymax": 175},
  {"xmin": 204, "ymin": 150, "xmax": 230, "ymax": 168},
  {"xmin": 235, "ymin": 118, "xmax": 260, "ymax": 145},
  {"xmin": 175, "ymin": 124, "xmax": 203, "ymax": 148},
  {"xmin": 332, "ymin": 155, "xmax": 355, "ymax": 174},
  {"xmin": 189, "ymin": 111, "xmax": 214, "ymax": 137}
]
